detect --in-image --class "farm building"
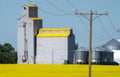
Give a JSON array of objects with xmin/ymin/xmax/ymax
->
[
  {"xmin": 17, "ymin": 4, "xmax": 42, "ymax": 64},
  {"xmin": 17, "ymin": 4, "xmax": 75, "ymax": 64},
  {"xmin": 36, "ymin": 28, "xmax": 75, "ymax": 64}
]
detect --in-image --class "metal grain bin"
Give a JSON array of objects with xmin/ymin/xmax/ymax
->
[
  {"xmin": 95, "ymin": 47, "xmax": 114, "ymax": 64},
  {"xmin": 74, "ymin": 47, "xmax": 88, "ymax": 64},
  {"xmin": 92, "ymin": 47, "xmax": 105, "ymax": 64},
  {"xmin": 101, "ymin": 51, "xmax": 108, "ymax": 63},
  {"xmin": 108, "ymin": 52, "xmax": 113, "ymax": 62},
  {"xmin": 106, "ymin": 51, "xmax": 114, "ymax": 63},
  {"xmin": 92, "ymin": 51, "xmax": 101, "ymax": 64}
]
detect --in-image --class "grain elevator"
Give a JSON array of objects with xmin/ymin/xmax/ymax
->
[
  {"xmin": 36, "ymin": 28, "xmax": 75, "ymax": 64},
  {"xmin": 17, "ymin": 4, "xmax": 42, "ymax": 64},
  {"xmin": 17, "ymin": 4, "xmax": 75, "ymax": 64}
]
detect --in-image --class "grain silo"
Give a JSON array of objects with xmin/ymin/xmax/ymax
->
[
  {"xmin": 102, "ymin": 39, "xmax": 120, "ymax": 64},
  {"xmin": 17, "ymin": 4, "xmax": 42, "ymax": 64},
  {"xmin": 101, "ymin": 50, "xmax": 114, "ymax": 64},
  {"xmin": 106, "ymin": 51, "xmax": 114, "ymax": 63},
  {"xmin": 74, "ymin": 47, "xmax": 88, "ymax": 64},
  {"xmin": 93, "ymin": 47, "xmax": 114, "ymax": 64},
  {"xmin": 36, "ymin": 28, "xmax": 75, "ymax": 64},
  {"xmin": 92, "ymin": 47, "xmax": 102, "ymax": 64}
]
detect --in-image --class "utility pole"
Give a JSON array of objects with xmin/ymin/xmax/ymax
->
[{"xmin": 75, "ymin": 10, "xmax": 107, "ymax": 77}]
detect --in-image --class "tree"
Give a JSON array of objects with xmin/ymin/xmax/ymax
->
[
  {"xmin": 0, "ymin": 43, "xmax": 17, "ymax": 64},
  {"xmin": 2, "ymin": 43, "xmax": 15, "ymax": 53},
  {"xmin": 0, "ymin": 44, "xmax": 2, "ymax": 52}
]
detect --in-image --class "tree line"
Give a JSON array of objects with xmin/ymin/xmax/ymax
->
[{"xmin": 0, "ymin": 43, "xmax": 17, "ymax": 64}]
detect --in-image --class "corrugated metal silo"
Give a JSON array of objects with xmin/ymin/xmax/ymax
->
[
  {"xmin": 101, "ymin": 50, "xmax": 108, "ymax": 63},
  {"xmin": 74, "ymin": 47, "xmax": 88, "ymax": 64},
  {"xmin": 92, "ymin": 47, "xmax": 102, "ymax": 64},
  {"xmin": 106, "ymin": 50, "xmax": 114, "ymax": 63},
  {"xmin": 93, "ymin": 47, "xmax": 114, "ymax": 64},
  {"xmin": 102, "ymin": 39, "xmax": 120, "ymax": 64}
]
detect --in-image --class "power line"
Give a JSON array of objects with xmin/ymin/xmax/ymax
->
[
  {"xmin": 107, "ymin": 15, "xmax": 117, "ymax": 31},
  {"xmin": 76, "ymin": 15, "xmax": 109, "ymax": 40},
  {"xmin": 45, "ymin": 0, "xmax": 74, "ymax": 15},
  {"xmin": 98, "ymin": 18, "xmax": 112, "ymax": 38},
  {"xmin": 27, "ymin": 0, "xmax": 115, "ymax": 40},
  {"xmin": 67, "ymin": 0, "xmax": 78, "ymax": 11},
  {"xmin": 45, "ymin": 0, "xmax": 66, "ymax": 13},
  {"xmin": 75, "ymin": 10, "xmax": 107, "ymax": 77},
  {"xmin": 38, "ymin": 7, "xmax": 68, "ymax": 16},
  {"xmin": 77, "ymin": 15, "xmax": 89, "ymax": 31},
  {"xmin": 107, "ymin": 15, "xmax": 120, "ymax": 37},
  {"xmin": 38, "ymin": 1, "xmax": 111, "ymax": 40},
  {"xmin": 27, "ymin": 0, "xmax": 69, "ymax": 16}
]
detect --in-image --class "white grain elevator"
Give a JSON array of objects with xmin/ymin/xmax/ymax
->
[
  {"xmin": 17, "ymin": 4, "xmax": 42, "ymax": 64},
  {"xmin": 36, "ymin": 28, "xmax": 75, "ymax": 64},
  {"xmin": 17, "ymin": 4, "xmax": 75, "ymax": 64}
]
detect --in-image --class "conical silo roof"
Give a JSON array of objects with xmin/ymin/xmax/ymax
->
[{"xmin": 102, "ymin": 39, "xmax": 120, "ymax": 50}]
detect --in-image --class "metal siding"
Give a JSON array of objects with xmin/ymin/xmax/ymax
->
[
  {"xmin": 68, "ymin": 34, "xmax": 75, "ymax": 64},
  {"xmin": 26, "ymin": 19, "xmax": 42, "ymax": 64},
  {"xmin": 52, "ymin": 37, "xmax": 68, "ymax": 64},
  {"xmin": 22, "ymin": 5, "xmax": 38, "ymax": 18},
  {"xmin": 74, "ymin": 51, "xmax": 88, "ymax": 64},
  {"xmin": 92, "ymin": 51, "xmax": 101, "ymax": 63},
  {"xmin": 113, "ymin": 50, "xmax": 120, "ymax": 64},
  {"xmin": 17, "ymin": 20, "xmax": 24, "ymax": 63},
  {"xmin": 29, "ymin": 7, "xmax": 38, "ymax": 17},
  {"xmin": 36, "ymin": 38, "xmax": 52, "ymax": 64},
  {"xmin": 17, "ymin": 5, "xmax": 42, "ymax": 64},
  {"xmin": 36, "ymin": 37, "xmax": 68, "ymax": 64},
  {"xmin": 17, "ymin": 18, "xmax": 29, "ymax": 64},
  {"xmin": 22, "ymin": 6, "xmax": 29, "ymax": 18},
  {"xmin": 27, "ymin": 19, "xmax": 34, "ymax": 64}
]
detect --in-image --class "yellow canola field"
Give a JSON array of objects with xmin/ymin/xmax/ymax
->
[{"xmin": 0, "ymin": 64, "xmax": 120, "ymax": 77}]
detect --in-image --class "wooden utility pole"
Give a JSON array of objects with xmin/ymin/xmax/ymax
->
[
  {"xmin": 89, "ymin": 10, "xmax": 92, "ymax": 77},
  {"xmin": 75, "ymin": 10, "xmax": 107, "ymax": 77}
]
